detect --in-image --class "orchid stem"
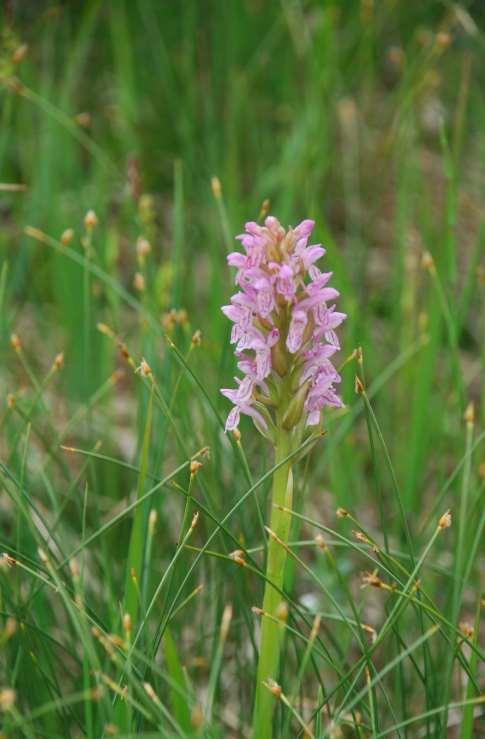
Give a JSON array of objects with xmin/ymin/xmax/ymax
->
[{"xmin": 252, "ymin": 428, "xmax": 293, "ymax": 739}]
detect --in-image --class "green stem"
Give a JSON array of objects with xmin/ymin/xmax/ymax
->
[{"xmin": 252, "ymin": 429, "xmax": 293, "ymax": 739}]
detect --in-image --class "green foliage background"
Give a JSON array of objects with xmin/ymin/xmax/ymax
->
[{"xmin": 0, "ymin": 2, "xmax": 483, "ymax": 737}]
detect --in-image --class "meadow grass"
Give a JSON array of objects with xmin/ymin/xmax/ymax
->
[{"xmin": 0, "ymin": 2, "xmax": 484, "ymax": 737}]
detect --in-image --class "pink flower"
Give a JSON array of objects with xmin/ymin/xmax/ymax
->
[{"xmin": 221, "ymin": 216, "xmax": 345, "ymax": 431}]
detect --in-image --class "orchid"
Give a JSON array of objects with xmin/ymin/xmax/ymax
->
[
  {"xmin": 221, "ymin": 216, "xmax": 346, "ymax": 436},
  {"xmin": 220, "ymin": 216, "xmax": 346, "ymax": 739}
]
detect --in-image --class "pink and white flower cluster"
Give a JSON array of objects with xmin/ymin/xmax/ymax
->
[{"xmin": 221, "ymin": 217, "xmax": 346, "ymax": 432}]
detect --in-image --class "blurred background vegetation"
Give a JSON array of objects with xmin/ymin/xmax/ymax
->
[{"xmin": 0, "ymin": 1, "xmax": 483, "ymax": 737}]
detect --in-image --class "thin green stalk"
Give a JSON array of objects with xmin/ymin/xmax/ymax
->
[
  {"xmin": 123, "ymin": 383, "xmax": 154, "ymax": 620},
  {"xmin": 252, "ymin": 428, "xmax": 293, "ymax": 739}
]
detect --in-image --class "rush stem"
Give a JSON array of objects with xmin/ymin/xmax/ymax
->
[{"xmin": 252, "ymin": 428, "xmax": 294, "ymax": 739}]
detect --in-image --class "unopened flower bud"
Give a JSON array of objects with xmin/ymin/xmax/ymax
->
[
  {"xmin": 191, "ymin": 329, "xmax": 202, "ymax": 346},
  {"xmin": 282, "ymin": 380, "xmax": 311, "ymax": 429}
]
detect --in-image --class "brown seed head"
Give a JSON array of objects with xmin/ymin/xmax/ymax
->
[
  {"xmin": 276, "ymin": 601, "xmax": 288, "ymax": 622},
  {"xmin": 6, "ymin": 394, "xmax": 16, "ymax": 410},
  {"xmin": 315, "ymin": 533, "xmax": 327, "ymax": 550},
  {"xmin": 190, "ymin": 511, "xmax": 200, "ymax": 530},
  {"xmin": 0, "ymin": 688, "xmax": 16, "ymax": 712},
  {"xmin": 133, "ymin": 272, "xmax": 145, "ymax": 292},
  {"xmin": 264, "ymin": 678, "xmax": 282, "ymax": 698},
  {"xmin": 435, "ymin": 31, "xmax": 452, "ymax": 50},
  {"xmin": 52, "ymin": 352, "xmax": 64, "ymax": 370},
  {"xmin": 191, "ymin": 704, "xmax": 204, "ymax": 729},
  {"xmin": 74, "ymin": 112, "xmax": 91, "ymax": 128},
  {"xmin": 148, "ymin": 508, "xmax": 157, "ymax": 536},
  {"xmin": 336, "ymin": 507, "xmax": 349, "ymax": 519},
  {"xmin": 354, "ymin": 375, "xmax": 364, "ymax": 394},
  {"xmin": 69, "ymin": 557, "xmax": 80, "ymax": 580},
  {"xmin": 91, "ymin": 685, "xmax": 104, "ymax": 701},
  {"xmin": 211, "ymin": 176, "xmax": 222, "ymax": 199},
  {"xmin": 84, "ymin": 209, "xmax": 98, "ymax": 229},
  {"xmin": 1, "ymin": 553, "xmax": 16, "ymax": 569},
  {"xmin": 105, "ymin": 724, "xmax": 119, "ymax": 736},
  {"xmin": 219, "ymin": 603, "xmax": 233, "ymax": 642},
  {"xmin": 464, "ymin": 402, "xmax": 475, "ymax": 426},
  {"xmin": 60, "ymin": 228, "xmax": 74, "ymax": 246},
  {"xmin": 108, "ymin": 633, "xmax": 124, "ymax": 648},
  {"xmin": 5, "ymin": 617, "xmax": 17, "ymax": 638},
  {"xmin": 123, "ymin": 613, "xmax": 132, "ymax": 635},
  {"xmin": 438, "ymin": 510, "xmax": 452, "ymax": 530},
  {"xmin": 310, "ymin": 613, "xmax": 321, "ymax": 639},
  {"xmin": 229, "ymin": 549, "xmax": 246, "ymax": 567},
  {"xmin": 362, "ymin": 623, "xmax": 377, "ymax": 642},
  {"xmin": 259, "ymin": 198, "xmax": 270, "ymax": 219},
  {"xmin": 38, "ymin": 547, "xmax": 49, "ymax": 565},
  {"xmin": 136, "ymin": 237, "xmax": 151, "ymax": 258},
  {"xmin": 143, "ymin": 682, "xmax": 160, "ymax": 704},
  {"xmin": 12, "ymin": 44, "xmax": 28, "ymax": 64},
  {"xmin": 136, "ymin": 358, "xmax": 152, "ymax": 377},
  {"xmin": 191, "ymin": 329, "xmax": 202, "ymax": 346},
  {"xmin": 421, "ymin": 251, "xmax": 435, "ymax": 272},
  {"xmin": 361, "ymin": 569, "xmax": 383, "ymax": 589},
  {"xmin": 459, "ymin": 621, "xmax": 474, "ymax": 639},
  {"xmin": 388, "ymin": 45, "xmax": 405, "ymax": 68},
  {"xmin": 97, "ymin": 322, "xmax": 115, "ymax": 338},
  {"xmin": 190, "ymin": 460, "xmax": 202, "ymax": 476},
  {"xmin": 10, "ymin": 333, "xmax": 21, "ymax": 351}
]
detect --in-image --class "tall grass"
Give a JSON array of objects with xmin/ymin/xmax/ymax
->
[{"xmin": 0, "ymin": 2, "xmax": 483, "ymax": 737}]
